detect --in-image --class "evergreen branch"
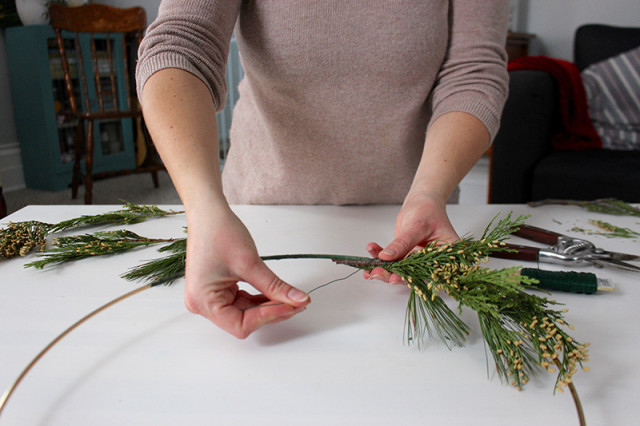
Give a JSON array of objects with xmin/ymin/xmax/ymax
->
[
  {"xmin": 348, "ymin": 213, "xmax": 589, "ymax": 423},
  {"xmin": 121, "ymin": 239, "xmax": 187, "ymax": 286},
  {"xmin": 25, "ymin": 231, "xmax": 175, "ymax": 269},
  {"xmin": 49, "ymin": 202, "xmax": 183, "ymax": 233}
]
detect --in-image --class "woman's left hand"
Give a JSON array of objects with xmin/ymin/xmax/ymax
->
[{"xmin": 364, "ymin": 193, "xmax": 458, "ymax": 284}]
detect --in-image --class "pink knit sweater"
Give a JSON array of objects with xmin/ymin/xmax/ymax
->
[{"xmin": 137, "ymin": 1, "xmax": 509, "ymax": 205}]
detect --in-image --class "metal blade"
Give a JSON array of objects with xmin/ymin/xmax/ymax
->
[
  {"xmin": 604, "ymin": 251, "xmax": 640, "ymax": 261},
  {"xmin": 591, "ymin": 258, "xmax": 640, "ymax": 272}
]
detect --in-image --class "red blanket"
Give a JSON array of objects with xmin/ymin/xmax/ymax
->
[{"xmin": 508, "ymin": 56, "xmax": 602, "ymax": 150}]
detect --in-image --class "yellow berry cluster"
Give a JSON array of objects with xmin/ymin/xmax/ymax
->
[
  {"xmin": 529, "ymin": 315, "xmax": 590, "ymax": 393},
  {"xmin": 0, "ymin": 221, "xmax": 50, "ymax": 259}
]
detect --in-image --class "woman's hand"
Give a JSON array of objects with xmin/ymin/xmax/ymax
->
[
  {"xmin": 141, "ymin": 69, "xmax": 309, "ymax": 339},
  {"xmin": 365, "ymin": 111, "xmax": 491, "ymax": 284},
  {"xmin": 364, "ymin": 193, "xmax": 458, "ymax": 284},
  {"xmin": 184, "ymin": 207, "xmax": 310, "ymax": 339}
]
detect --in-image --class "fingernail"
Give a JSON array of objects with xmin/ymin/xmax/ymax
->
[
  {"xmin": 288, "ymin": 288, "xmax": 309, "ymax": 302},
  {"xmin": 380, "ymin": 248, "xmax": 396, "ymax": 258}
]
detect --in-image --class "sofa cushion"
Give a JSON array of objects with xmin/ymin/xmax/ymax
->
[
  {"xmin": 574, "ymin": 24, "xmax": 640, "ymax": 71},
  {"xmin": 531, "ymin": 149, "xmax": 640, "ymax": 202},
  {"xmin": 582, "ymin": 46, "xmax": 640, "ymax": 150}
]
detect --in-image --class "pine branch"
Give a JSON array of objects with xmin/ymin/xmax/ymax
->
[{"xmin": 121, "ymin": 239, "xmax": 187, "ymax": 286}]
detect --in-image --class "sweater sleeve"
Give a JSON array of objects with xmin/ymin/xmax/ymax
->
[
  {"xmin": 428, "ymin": 0, "xmax": 510, "ymax": 142},
  {"xmin": 135, "ymin": 0, "xmax": 242, "ymax": 111}
]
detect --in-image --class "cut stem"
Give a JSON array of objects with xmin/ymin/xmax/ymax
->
[{"xmin": 553, "ymin": 358, "xmax": 586, "ymax": 426}]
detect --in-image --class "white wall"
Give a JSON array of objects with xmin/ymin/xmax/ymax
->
[
  {"xmin": 521, "ymin": 0, "xmax": 640, "ymax": 60},
  {"xmin": 0, "ymin": 0, "xmax": 638, "ymax": 190}
]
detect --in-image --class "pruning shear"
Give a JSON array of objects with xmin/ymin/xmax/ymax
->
[{"xmin": 492, "ymin": 224, "xmax": 640, "ymax": 272}]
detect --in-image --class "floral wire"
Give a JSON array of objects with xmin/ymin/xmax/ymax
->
[{"xmin": 239, "ymin": 267, "xmax": 363, "ymax": 312}]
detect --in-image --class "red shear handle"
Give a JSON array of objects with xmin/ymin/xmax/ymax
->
[
  {"xmin": 512, "ymin": 225, "xmax": 563, "ymax": 245},
  {"xmin": 490, "ymin": 244, "xmax": 540, "ymax": 262}
]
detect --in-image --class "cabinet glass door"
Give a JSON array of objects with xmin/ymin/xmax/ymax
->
[{"xmin": 47, "ymin": 33, "xmax": 135, "ymax": 171}]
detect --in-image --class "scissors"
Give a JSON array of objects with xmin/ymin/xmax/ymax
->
[{"xmin": 491, "ymin": 224, "xmax": 640, "ymax": 272}]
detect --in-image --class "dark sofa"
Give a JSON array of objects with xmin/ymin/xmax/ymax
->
[{"xmin": 489, "ymin": 24, "xmax": 640, "ymax": 203}]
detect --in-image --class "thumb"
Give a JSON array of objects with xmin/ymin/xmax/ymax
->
[
  {"xmin": 243, "ymin": 260, "xmax": 310, "ymax": 307},
  {"xmin": 379, "ymin": 233, "xmax": 421, "ymax": 261}
]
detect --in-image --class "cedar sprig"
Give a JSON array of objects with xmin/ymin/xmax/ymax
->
[
  {"xmin": 48, "ymin": 202, "xmax": 183, "ymax": 233},
  {"xmin": 472, "ymin": 277, "xmax": 589, "ymax": 393},
  {"xmin": 25, "ymin": 230, "xmax": 175, "ymax": 269}
]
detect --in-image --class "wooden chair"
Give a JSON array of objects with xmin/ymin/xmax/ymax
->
[{"xmin": 49, "ymin": 4, "xmax": 164, "ymax": 204}]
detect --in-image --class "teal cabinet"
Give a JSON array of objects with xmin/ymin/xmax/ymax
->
[{"xmin": 5, "ymin": 25, "xmax": 135, "ymax": 191}]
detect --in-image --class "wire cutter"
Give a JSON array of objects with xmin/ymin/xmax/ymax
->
[{"xmin": 492, "ymin": 224, "xmax": 640, "ymax": 272}]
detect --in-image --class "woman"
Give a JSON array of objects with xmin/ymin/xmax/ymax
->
[{"xmin": 136, "ymin": 1, "xmax": 509, "ymax": 338}]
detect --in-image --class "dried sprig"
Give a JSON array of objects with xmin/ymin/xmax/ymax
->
[
  {"xmin": 0, "ymin": 221, "xmax": 52, "ymax": 259},
  {"xmin": 587, "ymin": 220, "xmax": 639, "ymax": 239},
  {"xmin": 529, "ymin": 198, "xmax": 640, "ymax": 217}
]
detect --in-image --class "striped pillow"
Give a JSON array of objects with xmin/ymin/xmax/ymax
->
[{"xmin": 582, "ymin": 46, "xmax": 640, "ymax": 150}]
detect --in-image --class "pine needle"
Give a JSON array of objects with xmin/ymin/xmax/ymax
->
[{"xmin": 121, "ymin": 239, "xmax": 187, "ymax": 286}]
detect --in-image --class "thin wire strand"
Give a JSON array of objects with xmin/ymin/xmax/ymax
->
[
  {"xmin": 241, "ymin": 261, "xmax": 370, "ymax": 312},
  {"xmin": 0, "ymin": 284, "xmax": 152, "ymax": 418},
  {"xmin": 307, "ymin": 268, "xmax": 362, "ymax": 295}
]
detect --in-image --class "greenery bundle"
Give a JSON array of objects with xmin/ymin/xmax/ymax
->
[{"xmin": 0, "ymin": 202, "xmax": 183, "ymax": 261}]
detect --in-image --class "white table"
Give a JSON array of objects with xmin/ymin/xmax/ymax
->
[{"xmin": 1, "ymin": 204, "xmax": 639, "ymax": 425}]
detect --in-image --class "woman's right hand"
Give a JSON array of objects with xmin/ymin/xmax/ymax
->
[
  {"xmin": 183, "ymin": 206, "xmax": 311, "ymax": 339},
  {"xmin": 141, "ymin": 69, "xmax": 309, "ymax": 339}
]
